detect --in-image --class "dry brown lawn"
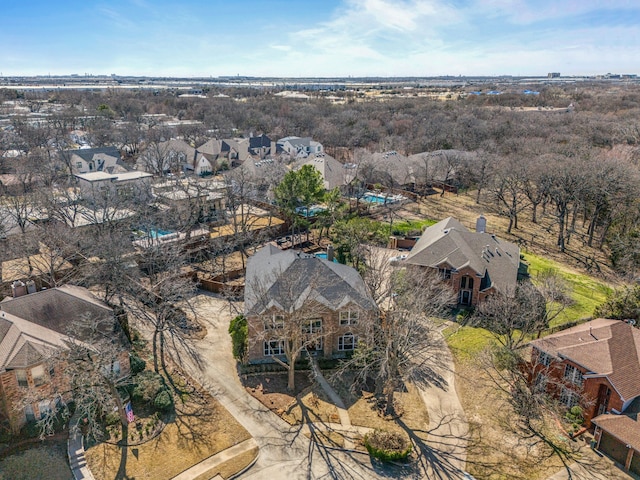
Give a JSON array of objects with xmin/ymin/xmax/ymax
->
[
  {"xmin": 456, "ymin": 359, "xmax": 632, "ymax": 480},
  {"xmin": 245, "ymin": 369, "xmax": 429, "ymax": 451},
  {"xmin": 85, "ymin": 393, "xmax": 251, "ymax": 480}
]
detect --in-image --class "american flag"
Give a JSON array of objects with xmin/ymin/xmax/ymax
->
[{"xmin": 125, "ymin": 402, "xmax": 135, "ymax": 423}]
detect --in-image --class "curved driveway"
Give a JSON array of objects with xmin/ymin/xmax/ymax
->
[{"xmin": 178, "ymin": 293, "xmax": 467, "ymax": 479}]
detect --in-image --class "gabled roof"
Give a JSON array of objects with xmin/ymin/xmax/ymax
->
[
  {"xmin": 404, "ymin": 217, "xmax": 520, "ymax": 293},
  {"xmin": 0, "ymin": 285, "xmax": 113, "ymax": 337},
  {"xmin": 0, "ymin": 311, "xmax": 74, "ymax": 370},
  {"xmin": 592, "ymin": 414, "xmax": 640, "ymax": 451},
  {"xmin": 245, "ymin": 245, "xmax": 377, "ymax": 316},
  {"xmin": 249, "ymin": 134, "xmax": 272, "ymax": 150},
  {"xmin": 67, "ymin": 146, "xmax": 120, "ymax": 163},
  {"xmin": 278, "ymin": 136, "xmax": 313, "ymax": 147},
  {"xmin": 197, "ymin": 139, "xmax": 222, "ymax": 157},
  {"xmin": 295, "ymin": 154, "xmax": 346, "ymax": 190},
  {"xmin": 530, "ymin": 319, "xmax": 640, "ymax": 402}
]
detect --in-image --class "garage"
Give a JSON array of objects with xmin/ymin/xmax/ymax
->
[{"xmin": 598, "ymin": 431, "xmax": 628, "ymax": 466}]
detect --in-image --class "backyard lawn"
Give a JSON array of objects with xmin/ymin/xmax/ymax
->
[
  {"xmin": 523, "ymin": 250, "xmax": 613, "ymax": 327},
  {"xmin": 446, "ymin": 251, "xmax": 614, "ymax": 359}
]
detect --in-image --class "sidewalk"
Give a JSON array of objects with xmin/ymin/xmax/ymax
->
[
  {"xmin": 67, "ymin": 414, "xmax": 95, "ymax": 480},
  {"xmin": 310, "ymin": 358, "xmax": 355, "ymax": 448},
  {"xmin": 171, "ymin": 438, "xmax": 258, "ymax": 480}
]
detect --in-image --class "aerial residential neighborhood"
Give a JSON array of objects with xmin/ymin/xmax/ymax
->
[
  {"xmin": 2, "ymin": 80, "xmax": 640, "ymax": 480},
  {"xmin": 2, "ymin": 3, "xmax": 640, "ymax": 479}
]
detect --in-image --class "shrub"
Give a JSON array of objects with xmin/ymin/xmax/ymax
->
[
  {"xmin": 131, "ymin": 371, "xmax": 165, "ymax": 403},
  {"xmin": 153, "ymin": 390, "xmax": 174, "ymax": 412},
  {"xmin": 228, "ymin": 315, "xmax": 248, "ymax": 362},
  {"xmin": 105, "ymin": 412, "xmax": 121, "ymax": 426},
  {"xmin": 364, "ymin": 430, "xmax": 412, "ymax": 462},
  {"xmin": 129, "ymin": 354, "xmax": 146, "ymax": 375}
]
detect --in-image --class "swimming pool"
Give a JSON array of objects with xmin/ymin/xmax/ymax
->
[
  {"xmin": 361, "ymin": 193, "xmax": 391, "ymax": 204},
  {"xmin": 149, "ymin": 228, "xmax": 174, "ymax": 238},
  {"xmin": 314, "ymin": 252, "xmax": 338, "ymax": 262},
  {"xmin": 295, "ymin": 206, "xmax": 326, "ymax": 217}
]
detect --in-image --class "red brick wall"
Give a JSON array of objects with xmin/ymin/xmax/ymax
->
[
  {"xmin": 247, "ymin": 303, "xmax": 375, "ymax": 363},
  {"xmin": 531, "ymin": 348, "xmax": 622, "ymax": 428}
]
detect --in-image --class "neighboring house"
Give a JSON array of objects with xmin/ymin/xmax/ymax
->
[
  {"xmin": 244, "ymin": 245, "xmax": 378, "ymax": 364},
  {"xmin": 0, "ymin": 285, "xmax": 130, "ymax": 431},
  {"xmin": 403, "ymin": 217, "xmax": 521, "ymax": 306},
  {"xmin": 530, "ymin": 318, "xmax": 640, "ymax": 422},
  {"xmin": 294, "ymin": 153, "xmax": 352, "ymax": 190},
  {"xmin": 75, "ymin": 171, "xmax": 153, "ymax": 201},
  {"xmin": 277, "ymin": 136, "xmax": 323, "ymax": 158},
  {"xmin": 138, "ymin": 139, "xmax": 211, "ymax": 175},
  {"xmin": 65, "ymin": 147, "xmax": 123, "ymax": 175},
  {"xmin": 151, "ymin": 178, "xmax": 226, "ymax": 220},
  {"xmin": 357, "ymin": 149, "xmax": 474, "ymax": 190},
  {"xmin": 248, "ymin": 134, "xmax": 275, "ymax": 159},
  {"xmin": 197, "ymin": 138, "xmax": 251, "ymax": 170},
  {"xmin": 529, "ymin": 318, "xmax": 640, "ymax": 474}
]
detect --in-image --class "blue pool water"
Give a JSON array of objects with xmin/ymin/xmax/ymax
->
[
  {"xmin": 314, "ymin": 252, "xmax": 338, "ymax": 263},
  {"xmin": 361, "ymin": 194, "xmax": 390, "ymax": 204},
  {"xmin": 149, "ymin": 228, "xmax": 174, "ymax": 238},
  {"xmin": 295, "ymin": 206, "xmax": 326, "ymax": 217}
]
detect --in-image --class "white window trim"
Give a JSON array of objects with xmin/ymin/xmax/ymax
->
[
  {"xmin": 339, "ymin": 310, "xmax": 359, "ymax": 326},
  {"xmin": 338, "ymin": 333, "xmax": 357, "ymax": 351},
  {"xmin": 538, "ymin": 350, "xmax": 552, "ymax": 367},
  {"xmin": 302, "ymin": 318, "xmax": 322, "ymax": 335},
  {"xmin": 264, "ymin": 340, "xmax": 285, "ymax": 356},
  {"xmin": 560, "ymin": 387, "xmax": 580, "ymax": 408},
  {"xmin": 564, "ymin": 364, "xmax": 583, "ymax": 387}
]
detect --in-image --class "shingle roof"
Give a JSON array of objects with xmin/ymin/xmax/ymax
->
[
  {"xmin": 0, "ymin": 286, "xmax": 111, "ymax": 371},
  {"xmin": 249, "ymin": 134, "xmax": 271, "ymax": 150},
  {"xmin": 67, "ymin": 147, "xmax": 120, "ymax": 163},
  {"xmin": 245, "ymin": 245, "xmax": 377, "ymax": 316},
  {"xmin": 0, "ymin": 285, "xmax": 112, "ymax": 337},
  {"xmin": 404, "ymin": 217, "xmax": 520, "ymax": 293},
  {"xmin": 592, "ymin": 414, "xmax": 640, "ymax": 451},
  {"xmin": 197, "ymin": 139, "xmax": 222, "ymax": 157},
  {"xmin": 530, "ymin": 319, "xmax": 640, "ymax": 402},
  {"xmin": 0, "ymin": 309, "xmax": 89, "ymax": 371},
  {"xmin": 295, "ymin": 154, "xmax": 346, "ymax": 190}
]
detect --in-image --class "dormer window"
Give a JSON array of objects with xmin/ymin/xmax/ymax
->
[{"xmin": 439, "ymin": 268, "xmax": 452, "ymax": 280}]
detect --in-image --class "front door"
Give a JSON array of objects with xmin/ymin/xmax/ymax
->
[{"xmin": 460, "ymin": 290, "xmax": 472, "ymax": 305}]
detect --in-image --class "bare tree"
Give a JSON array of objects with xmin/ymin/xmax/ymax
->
[
  {"xmin": 246, "ymin": 261, "xmax": 341, "ymax": 391},
  {"xmin": 343, "ymin": 266, "xmax": 455, "ymax": 415},
  {"xmin": 21, "ymin": 314, "xmax": 131, "ymax": 441}
]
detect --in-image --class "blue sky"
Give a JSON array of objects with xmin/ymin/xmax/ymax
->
[{"xmin": 2, "ymin": 0, "xmax": 639, "ymax": 77}]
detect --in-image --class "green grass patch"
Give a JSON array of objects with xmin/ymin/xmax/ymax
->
[
  {"xmin": 523, "ymin": 251, "xmax": 613, "ymax": 327},
  {"xmin": 389, "ymin": 218, "xmax": 437, "ymax": 237},
  {"xmin": 444, "ymin": 324, "xmax": 494, "ymax": 360}
]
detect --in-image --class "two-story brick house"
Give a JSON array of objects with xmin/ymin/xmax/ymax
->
[
  {"xmin": 244, "ymin": 245, "xmax": 378, "ymax": 364},
  {"xmin": 530, "ymin": 318, "xmax": 640, "ymax": 424},
  {"xmin": 403, "ymin": 217, "xmax": 522, "ymax": 306},
  {"xmin": 530, "ymin": 318, "xmax": 640, "ymax": 475},
  {"xmin": 0, "ymin": 285, "xmax": 130, "ymax": 431}
]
